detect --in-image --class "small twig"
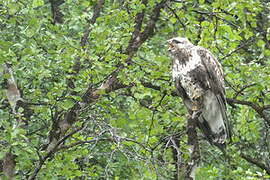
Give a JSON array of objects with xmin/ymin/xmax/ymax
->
[
  {"xmin": 171, "ymin": 0, "xmax": 182, "ymax": 3},
  {"xmin": 220, "ymin": 38, "xmax": 256, "ymax": 60},
  {"xmin": 166, "ymin": 4, "xmax": 186, "ymax": 31},
  {"xmin": 151, "ymin": 130, "xmax": 186, "ymax": 151},
  {"xmin": 123, "ymin": 137, "xmax": 152, "ymax": 152},
  {"xmin": 163, "ymin": 138, "xmax": 172, "ymax": 163},
  {"xmin": 147, "ymin": 92, "xmax": 167, "ymax": 142},
  {"xmin": 171, "ymin": 138, "xmax": 182, "ymax": 180},
  {"xmin": 192, "ymin": 10, "xmax": 238, "ymax": 28},
  {"xmin": 227, "ymin": 98, "xmax": 270, "ymax": 126},
  {"xmin": 58, "ymin": 138, "xmax": 111, "ymax": 150},
  {"xmin": 224, "ymin": 78, "xmax": 239, "ymax": 94},
  {"xmin": 241, "ymin": 153, "xmax": 270, "ymax": 174},
  {"xmin": 233, "ymin": 83, "xmax": 256, "ymax": 100},
  {"xmin": 29, "ymin": 122, "xmax": 89, "ymax": 180}
]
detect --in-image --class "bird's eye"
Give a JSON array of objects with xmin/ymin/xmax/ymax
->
[{"xmin": 172, "ymin": 40, "xmax": 182, "ymax": 44}]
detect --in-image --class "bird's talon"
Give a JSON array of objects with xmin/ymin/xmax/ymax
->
[
  {"xmin": 192, "ymin": 111, "xmax": 201, "ymax": 119},
  {"xmin": 186, "ymin": 114, "xmax": 192, "ymax": 119},
  {"xmin": 192, "ymin": 93, "xmax": 201, "ymax": 100},
  {"xmin": 192, "ymin": 105, "xmax": 197, "ymax": 111}
]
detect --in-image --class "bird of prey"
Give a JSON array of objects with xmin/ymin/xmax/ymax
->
[{"xmin": 168, "ymin": 37, "xmax": 230, "ymax": 148}]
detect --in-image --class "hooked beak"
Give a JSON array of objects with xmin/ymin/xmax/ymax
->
[{"xmin": 168, "ymin": 41, "xmax": 174, "ymax": 51}]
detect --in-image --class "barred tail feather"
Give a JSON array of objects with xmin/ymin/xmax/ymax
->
[
  {"xmin": 197, "ymin": 115, "xmax": 226, "ymax": 151},
  {"xmin": 216, "ymin": 94, "xmax": 232, "ymax": 142},
  {"xmin": 198, "ymin": 91, "xmax": 227, "ymax": 148}
]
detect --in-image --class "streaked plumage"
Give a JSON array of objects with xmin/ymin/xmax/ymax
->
[{"xmin": 168, "ymin": 37, "xmax": 230, "ymax": 148}]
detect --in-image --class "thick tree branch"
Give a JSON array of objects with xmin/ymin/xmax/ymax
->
[
  {"xmin": 48, "ymin": 0, "xmax": 107, "ymax": 154},
  {"xmin": 80, "ymin": 0, "xmax": 105, "ymax": 49},
  {"xmin": 184, "ymin": 116, "xmax": 200, "ymax": 180},
  {"xmin": 45, "ymin": 1, "xmax": 168, "ymax": 177},
  {"xmin": 82, "ymin": 0, "xmax": 168, "ymax": 102},
  {"xmin": 49, "ymin": 0, "xmax": 65, "ymax": 24},
  {"xmin": 241, "ymin": 153, "xmax": 270, "ymax": 175},
  {"xmin": 125, "ymin": 0, "xmax": 147, "ymax": 56},
  {"xmin": 141, "ymin": 0, "xmax": 167, "ymax": 42},
  {"xmin": 1, "ymin": 64, "xmax": 24, "ymax": 179},
  {"xmin": 227, "ymin": 98, "xmax": 270, "ymax": 126},
  {"xmin": 29, "ymin": 121, "xmax": 88, "ymax": 180},
  {"xmin": 2, "ymin": 152, "xmax": 15, "ymax": 180},
  {"xmin": 68, "ymin": 0, "xmax": 105, "ymax": 90}
]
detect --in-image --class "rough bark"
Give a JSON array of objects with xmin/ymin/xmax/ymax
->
[
  {"xmin": 46, "ymin": 0, "xmax": 168, "ymax": 153},
  {"xmin": 171, "ymin": 138, "xmax": 182, "ymax": 180},
  {"xmin": 241, "ymin": 153, "xmax": 270, "ymax": 175},
  {"xmin": 2, "ymin": 64, "xmax": 23, "ymax": 117},
  {"xmin": 1, "ymin": 64, "xmax": 23, "ymax": 179},
  {"xmin": 47, "ymin": 0, "xmax": 107, "ymax": 153},
  {"xmin": 2, "ymin": 153, "xmax": 15, "ymax": 180},
  {"xmin": 67, "ymin": 0, "xmax": 106, "ymax": 92},
  {"xmin": 184, "ymin": 116, "xmax": 200, "ymax": 180},
  {"xmin": 30, "ymin": 1, "xmax": 168, "ymax": 179},
  {"xmin": 49, "ymin": 0, "xmax": 65, "ymax": 24}
]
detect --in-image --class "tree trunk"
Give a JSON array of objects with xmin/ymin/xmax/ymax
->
[{"xmin": 184, "ymin": 116, "xmax": 200, "ymax": 180}]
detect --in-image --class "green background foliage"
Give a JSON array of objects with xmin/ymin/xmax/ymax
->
[{"xmin": 0, "ymin": 0, "xmax": 269, "ymax": 179}]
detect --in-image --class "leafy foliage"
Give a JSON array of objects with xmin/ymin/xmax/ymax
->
[{"xmin": 0, "ymin": 0, "xmax": 269, "ymax": 179}]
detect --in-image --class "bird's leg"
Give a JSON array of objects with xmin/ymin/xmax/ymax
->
[
  {"xmin": 191, "ymin": 100, "xmax": 200, "ymax": 119},
  {"xmin": 191, "ymin": 93, "xmax": 201, "ymax": 111},
  {"xmin": 191, "ymin": 96, "xmax": 202, "ymax": 119},
  {"xmin": 192, "ymin": 108, "xmax": 201, "ymax": 119}
]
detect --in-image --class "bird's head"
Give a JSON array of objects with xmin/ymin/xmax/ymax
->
[{"xmin": 168, "ymin": 37, "xmax": 193, "ymax": 55}]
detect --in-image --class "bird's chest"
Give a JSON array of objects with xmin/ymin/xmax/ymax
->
[{"xmin": 172, "ymin": 60, "xmax": 204, "ymax": 100}]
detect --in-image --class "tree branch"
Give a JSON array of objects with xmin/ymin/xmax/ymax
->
[
  {"xmin": 29, "ymin": 121, "xmax": 88, "ymax": 180},
  {"xmin": 166, "ymin": 4, "xmax": 186, "ymax": 31},
  {"xmin": 232, "ymin": 83, "xmax": 256, "ymax": 99},
  {"xmin": 192, "ymin": 10, "xmax": 238, "ymax": 28},
  {"xmin": 49, "ymin": 0, "xmax": 65, "ymax": 24},
  {"xmin": 82, "ymin": 0, "xmax": 168, "ymax": 101},
  {"xmin": 184, "ymin": 116, "xmax": 200, "ymax": 180},
  {"xmin": 241, "ymin": 153, "xmax": 270, "ymax": 175},
  {"xmin": 48, "ymin": 0, "xmax": 106, "ymax": 152},
  {"xmin": 220, "ymin": 37, "xmax": 256, "ymax": 60},
  {"xmin": 227, "ymin": 98, "xmax": 270, "ymax": 126},
  {"xmin": 80, "ymin": 0, "xmax": 105, "ymax": 49},
  {"xmin": 45, "ymin": 1, "xmax": 168, "ymax": 177},
  {"xmin": 68, "ymin": 0, "xmax": 105, "ymax": 91}
]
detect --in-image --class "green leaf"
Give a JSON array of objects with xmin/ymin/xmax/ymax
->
[
  {"xmin": 170, "ymin": 17, "xmax": 177, "ymax": 24},
  {"xmin": 82, "ymin": 1, "xmax": 90, "ymax": 7},
  {"xmin": 257, "ymin": 39, "xmax": 265, "ymax": 48},
  {"xmin": 201, "ymin": 21, "xmax": 209, "ymax": 27},
  {"xmin": 61, "ymin": 99, "xmax": 75, "ymax": 110},
  {"xmin": 7, "ymin": 3, "xmax": 19, "ymax": 15},
  {"xmin": 33, "ymin": 0, "xmax": 44, "ymax": 8},
  {"xmin": 199, "ymin": 0, "xmax": 205, "ymax": 4}
]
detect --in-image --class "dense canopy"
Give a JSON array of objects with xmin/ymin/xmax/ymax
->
[{"xmin": 0, "ymin": 0, "xmax": 269, "ymax": 179}]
